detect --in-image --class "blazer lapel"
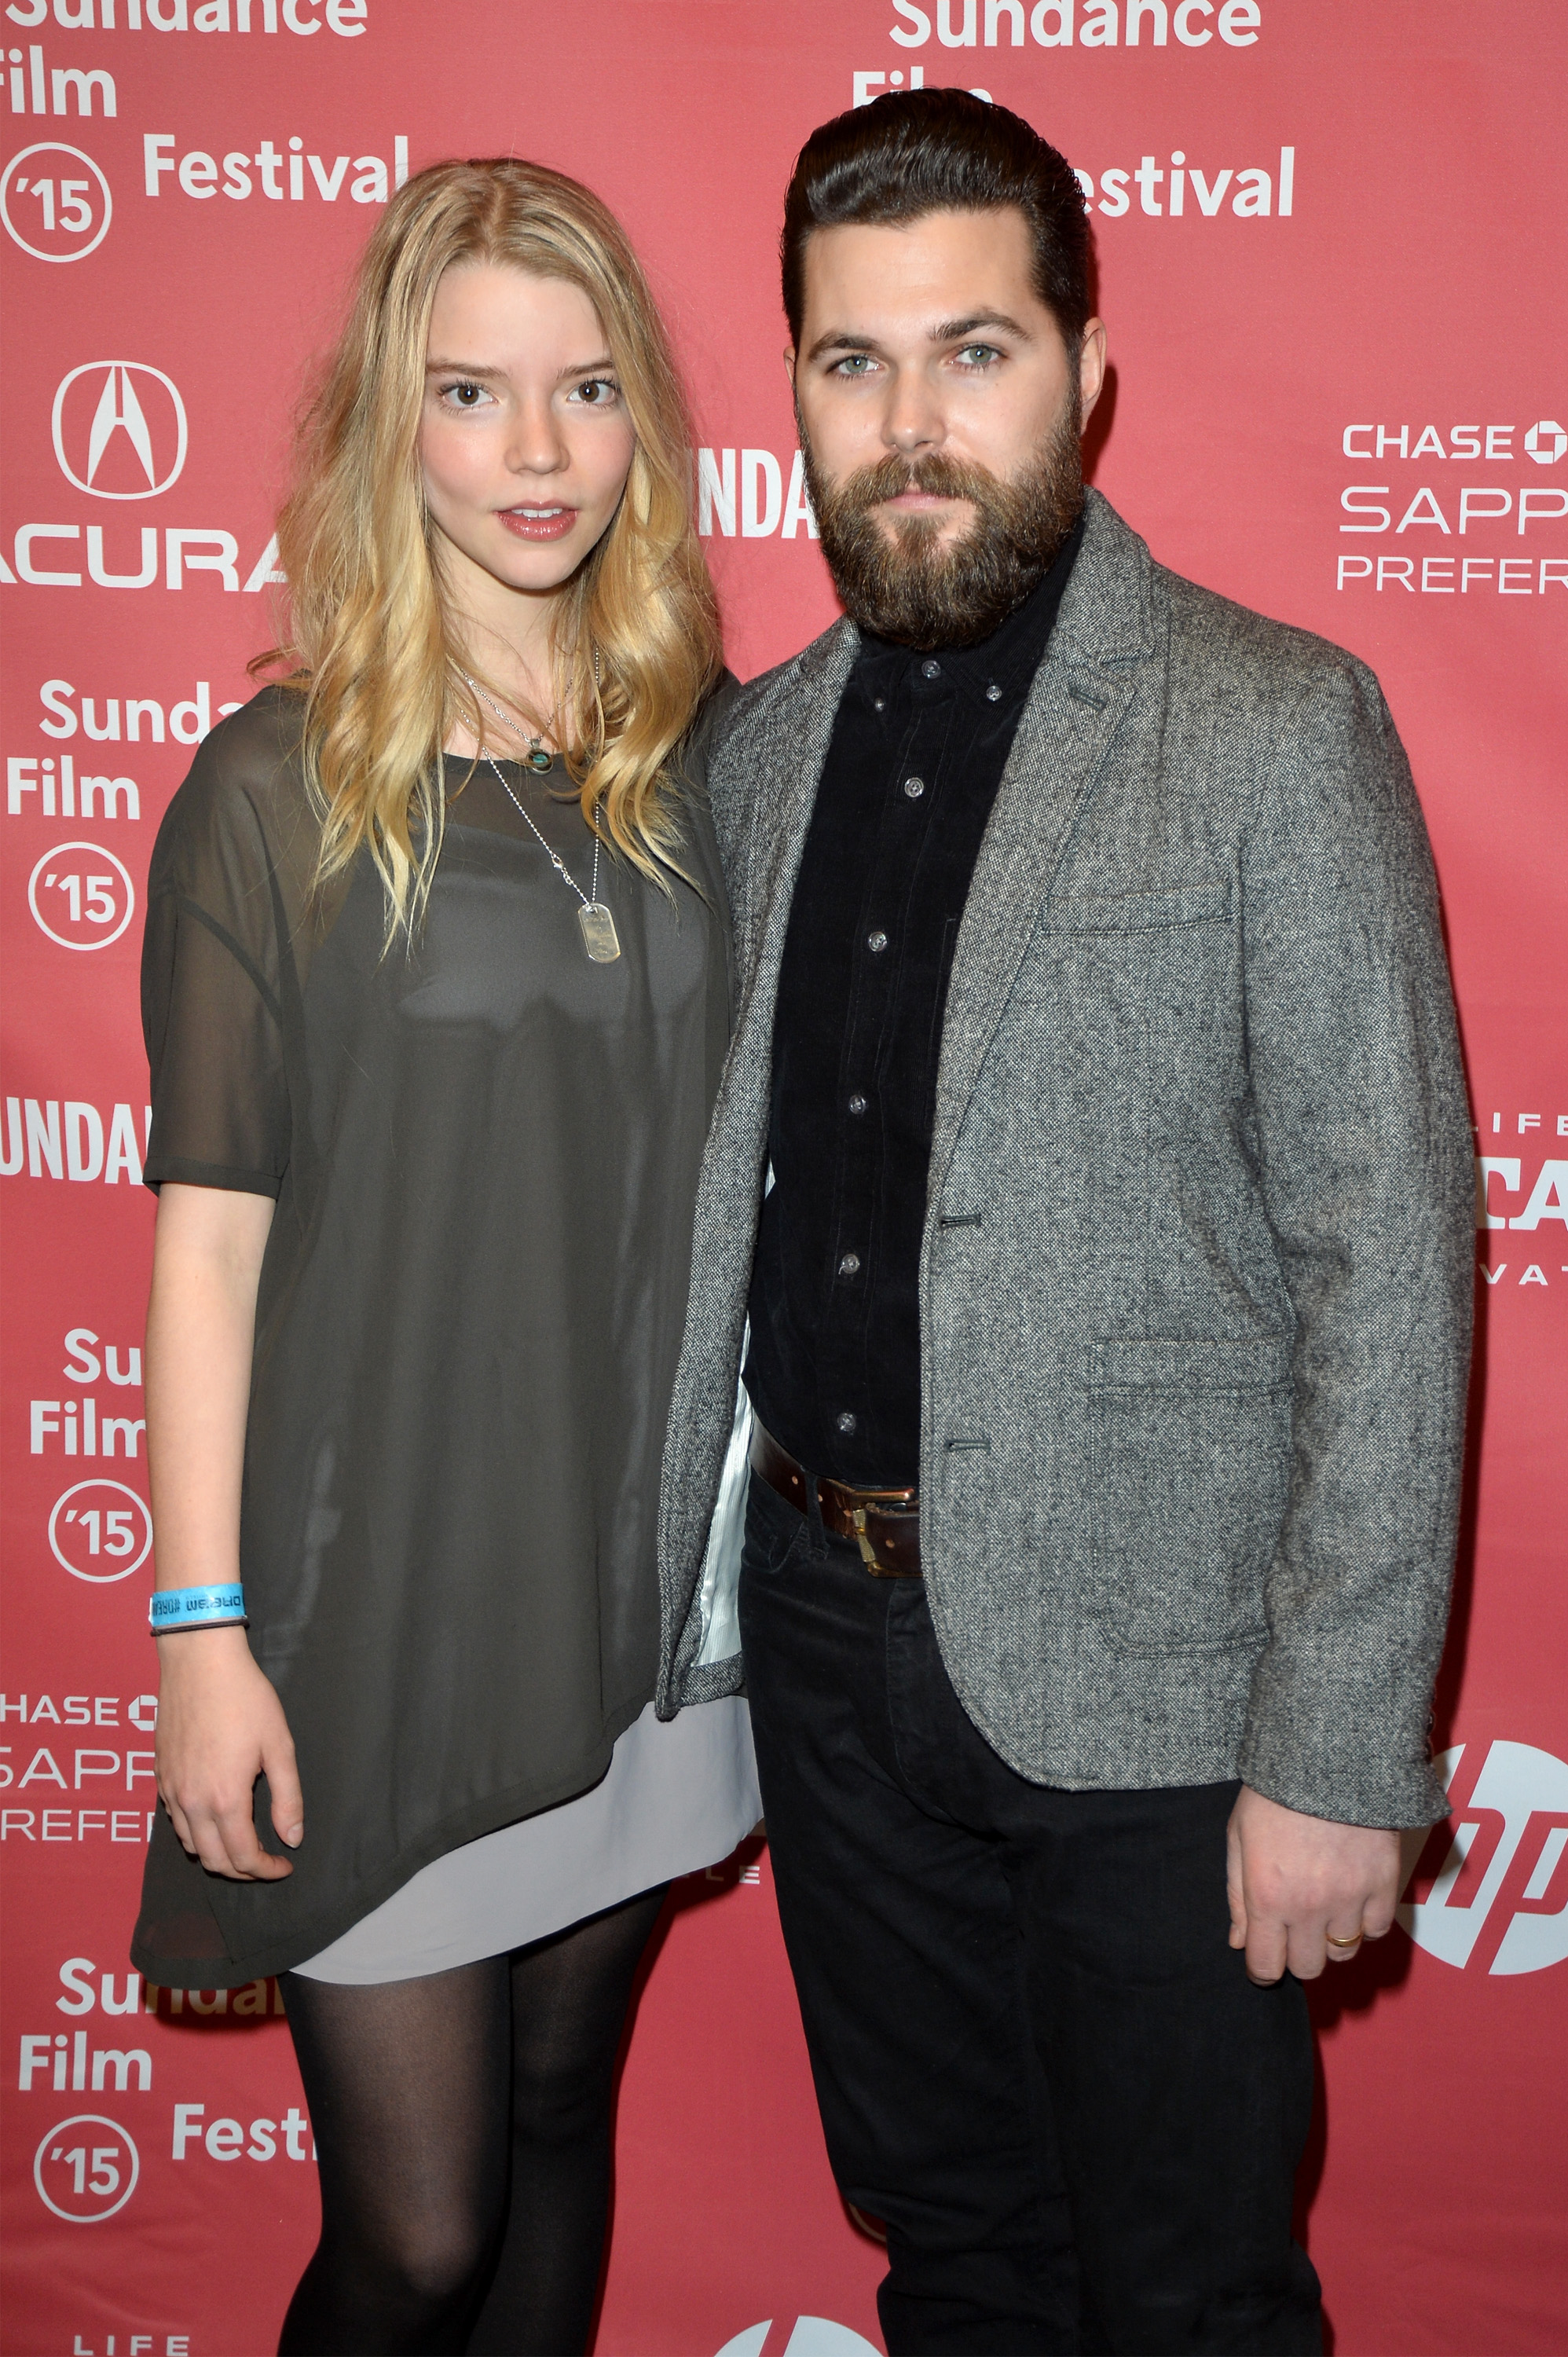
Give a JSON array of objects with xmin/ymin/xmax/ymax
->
[
  {"xmin": 731, "ymin": 617, "xmax": 859, "ymax": 1028},
  {"xmin": 928, "ymin": 492, "xmax": 1158, "ymax": 1197}
]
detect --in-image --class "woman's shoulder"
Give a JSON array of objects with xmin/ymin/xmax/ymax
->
[
  {"xmin": 150, "ymin": 684, "xmax": 315, "ymax": 900},
  {"xmin": 167, "ymin": 681, "xmax": 308, "ymax": 820}
]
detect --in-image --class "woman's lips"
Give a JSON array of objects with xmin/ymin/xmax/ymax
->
[{"xmin": 496, "ymin": 505, "xmax": 579, "ymax": 542}]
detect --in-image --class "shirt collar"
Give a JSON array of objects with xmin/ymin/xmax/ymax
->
[{"xmin": 852, "ymin": 507, "xmax": 1085, "ymax": 705}]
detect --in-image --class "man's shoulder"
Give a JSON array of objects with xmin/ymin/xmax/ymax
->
[
  {"xmin": 719, "ymin": 616, "xmax": 858, "ymax": 744},
  {"xmin": 1126, "ymin": 546, "xmax": 1420, "ymax": 850},
  {"xmin": 1157, "ymin": 561, "xmax": 1376, "ymax": 706},
  {"xmin": 1074, "ymin": 489, "xmax": 1379, "ymax": 714}
]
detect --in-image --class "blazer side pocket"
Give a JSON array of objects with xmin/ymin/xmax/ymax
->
[{"xmin": 1087, "ymin": 1336, "xmax": 1291, "ymax": 1654}]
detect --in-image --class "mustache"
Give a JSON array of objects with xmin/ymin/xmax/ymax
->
[{"xmin": 832, "ymin": 451, "xmax": 1007, "ymax": 515}]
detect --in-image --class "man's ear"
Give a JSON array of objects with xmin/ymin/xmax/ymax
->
[
  {"xmin": 783, "ymin": 345, "xmax": 797, "ymax": 390},
  {"xmin": 1078, "ymin": 319, "xmax": 1107, "ymax": 427}
]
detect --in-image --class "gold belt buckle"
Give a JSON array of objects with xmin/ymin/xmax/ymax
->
[{"xmin": 848, "ymin": 1505, "xmax": 885, "ymax": 1574}]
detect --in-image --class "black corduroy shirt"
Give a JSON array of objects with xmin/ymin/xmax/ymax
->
[{"xmin": 744, "ymin": 517, "xmax": 1083, "ymax": 1487}]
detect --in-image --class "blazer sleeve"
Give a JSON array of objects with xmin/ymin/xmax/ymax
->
[{"xmin": 1233, "ymin": 656, "xmax": 1474, "ymax": 1827}]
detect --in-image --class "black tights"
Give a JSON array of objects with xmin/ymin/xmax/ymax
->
[{"xmin": 276, "ymin": 1886, "xmax": 667, "ymax": 2357}]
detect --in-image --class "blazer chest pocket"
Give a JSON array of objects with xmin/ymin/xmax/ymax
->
[
  {"xmin": 1087, "ymin": 1336, "xmax": 1291, "ymax": 1654},
  {"xmin": 1039, "ymin": 878, "xmax": 1232, "ymax": 935}
]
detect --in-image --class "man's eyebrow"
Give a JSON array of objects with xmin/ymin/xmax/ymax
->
[
  {"xmin": 804, "ymin": 329, "xmax": 883, "ymax": 365},
  {"xmin": 804, "ymin": 313, "xmax": 1035, "ymax": 365},
  {"xmin": 930, "ymin": 311, "xmax": 1033, "ymax": 344}
]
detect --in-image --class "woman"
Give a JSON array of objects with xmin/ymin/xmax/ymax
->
[{"xmin": 133, "ymin": 158, "xmax": 757, "ymax": 2355}]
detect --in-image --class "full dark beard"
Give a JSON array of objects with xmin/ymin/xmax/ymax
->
[{"xmin": 800, "ymin": 399, "xmax": 1084, "ymax": 650}]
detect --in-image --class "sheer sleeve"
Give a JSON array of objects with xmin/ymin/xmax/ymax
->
[{"xmin": 141, "ymin": 691, "xmax": 310, "ymax": 1197}]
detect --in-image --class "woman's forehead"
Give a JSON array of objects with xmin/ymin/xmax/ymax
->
[{"xmin": 429, "ymin": 261, "xmax": 605, "ymax": 343}]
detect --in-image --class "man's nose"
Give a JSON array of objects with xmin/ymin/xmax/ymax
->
[{"xmin": 881, "ymin": 368, "xmax": 945, "ymax": 456}]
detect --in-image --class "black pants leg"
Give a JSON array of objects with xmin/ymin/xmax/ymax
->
[{"xmin": 738, "ymin": 1470, "xmax": 1323, "ymax": 2357}]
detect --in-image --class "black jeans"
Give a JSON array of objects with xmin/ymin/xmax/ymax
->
[{"xmin": 738, "ymin": 1470, "xmax": 1322, "ymax": 2357}]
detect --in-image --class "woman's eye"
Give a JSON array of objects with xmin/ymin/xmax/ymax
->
[
  {"xmin": 440, "ymin": 381, "xmax": 490, "ymax": 409},
  {"xmin": 570, "ymin": 377, "xmax": 621, "ymax": 406}
]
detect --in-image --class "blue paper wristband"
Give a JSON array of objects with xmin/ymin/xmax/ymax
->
[{"xmin": 149, "ymin": 1584, "xmax": 247, "ymax": 1633}]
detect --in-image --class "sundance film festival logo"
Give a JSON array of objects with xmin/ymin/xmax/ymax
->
[
  {"xmin": 1399, "ymin": 1740, "xmax": 1568, "ymax": 1976},
  {"xmin": 5, "ymin": 2, "xmax": 373, "ymax": 37},
  {"xmin": 27, "ymin": 840, "xmax": 136, "ymax": 948},
  {"xmin": 884, "ymin": 1, "xmax": 1268, "ymax": 48},
  {"xmin": 0, "ymin": 140, "xmax": 111, "ymax": 262},
  {"xmin": 49, "ymin": 1480, "xmax": 153, "ymax": 1583},
  {"xmin": 53, "ymin": 363, "xmax": 187, "ymax": 500},
  {"xmin": 33, "ymin": 2113, "xmax": 139, "ymax": 2223}
]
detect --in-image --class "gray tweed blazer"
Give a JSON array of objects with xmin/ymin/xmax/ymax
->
[{"xmin": 657, "ymin": 489, "xmax": 1473, "ymax": 1830}]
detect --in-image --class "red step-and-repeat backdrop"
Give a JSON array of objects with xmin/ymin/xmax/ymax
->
[{"xmin": 2, "ymin": 5, "xmax": 1565, "ymax": 2353}]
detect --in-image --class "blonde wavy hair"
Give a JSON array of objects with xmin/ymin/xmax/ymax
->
[{"xmin": 266, "ymin": 157, "xmax": 722, "ymax": 935}]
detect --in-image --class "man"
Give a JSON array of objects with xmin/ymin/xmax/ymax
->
[{"xmin": 656, "ymin": 90, "xmax": 1473, "ymax": 2355}]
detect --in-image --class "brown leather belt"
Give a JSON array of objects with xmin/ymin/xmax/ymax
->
[{"xmin": 749, "ymin": 1420, "xmax": 923, "ymax": 1578}]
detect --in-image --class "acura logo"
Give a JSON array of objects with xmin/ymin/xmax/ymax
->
[{"xmin": 52, "ymin": 361, "xmax": 187, "ymax": 500}]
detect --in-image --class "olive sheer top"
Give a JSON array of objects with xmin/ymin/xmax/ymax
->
[{"xmin": 130, "ymin": 684, "xmax": 735, "ymax": 1988}]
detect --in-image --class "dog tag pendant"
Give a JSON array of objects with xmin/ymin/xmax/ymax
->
[{"xmin": 577, "ymin": 901, "xmax": 621, "ymax": 962}]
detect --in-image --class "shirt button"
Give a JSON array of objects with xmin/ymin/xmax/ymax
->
[
  {"xmin": 835, "ymin": 1410, "xmax": 858, "ymax": 1435},
  {"xmin": 921, "ymin": 659, "xmax": 942, "ymax": 679},
  {"xmin": 985, "ymin": 682, "xmax": 1003, "ymax": 702},
  {"xmin": 871, "ymin": 695, "xmax": 886, "ymax": 712},
  {"xmin": 903, "ymin": 775, "xmax": 925, "ymax": 799},
  {"xmin": 837, "ymin": 1252, "xmax": 861, "ymax": 1277},
  {"xmin": 847, "ymin": 1092, "xmax": 867, "ymax": 1116},
  {"xmin": 867, "ymin": 930, "xmax": 888, "ymax": 953}
]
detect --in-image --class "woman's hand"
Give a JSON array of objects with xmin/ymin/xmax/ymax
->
[
  {"xmin": 155, "ymin": 1624, "xmax": 303, "ymax": 1879},
  {"xmin": 145, "ymin": 1183, "xmax": 290, "ymax": 1879}
]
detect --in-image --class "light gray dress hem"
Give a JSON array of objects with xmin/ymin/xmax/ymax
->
[{"xmin": 292, "ymin": 1695, "xmax": 760, "ymax": 1985}]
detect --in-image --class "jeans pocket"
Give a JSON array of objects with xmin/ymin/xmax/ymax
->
[
  {"xmin": 740, "ymin": 1466, "xmax": 808, "ymax": 1578},
  {"xmin": 1088, "ymin": 1336, "xmax": 1291, "ymax": 1652}
]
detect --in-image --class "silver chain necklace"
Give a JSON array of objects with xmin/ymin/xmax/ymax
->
[
  {"xmin": 461, "ymin": 667, "xmax": 621, "ymax": 962},
  {"xmin": 475, "ymin": 747, "xmax": 621, "ymax": 966},
  {"xmin": 467, "ymin": 672, "xmax": 555, "ymax": 772}
]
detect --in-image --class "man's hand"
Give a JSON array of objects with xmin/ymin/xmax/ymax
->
[{"xmin": 1226, "ymin": 1784, "xmax": 1401, "ymax": 1985}]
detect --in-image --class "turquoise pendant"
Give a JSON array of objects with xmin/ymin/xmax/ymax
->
[{"xmin": 526, "ymin": 748, "xmax": 552, "ymax": 772}]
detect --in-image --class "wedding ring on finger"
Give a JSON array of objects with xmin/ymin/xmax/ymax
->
[{"xmin": 1325, "ymin": 1929, "xmax": 1365, "ymax": 1952}]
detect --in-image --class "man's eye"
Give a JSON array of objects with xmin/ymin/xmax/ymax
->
[
  {"xmin": 955, "ymin": 344, "xmax": 1001, "ymax": 367},
  {"xmin": 833, "ymin": 354, "xmax": 876, "ymax": 376}
]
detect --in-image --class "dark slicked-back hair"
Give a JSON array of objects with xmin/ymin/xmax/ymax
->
[{"xmin": 782, "ymin": 90, "xmax": 1091, "ymax": 354}]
